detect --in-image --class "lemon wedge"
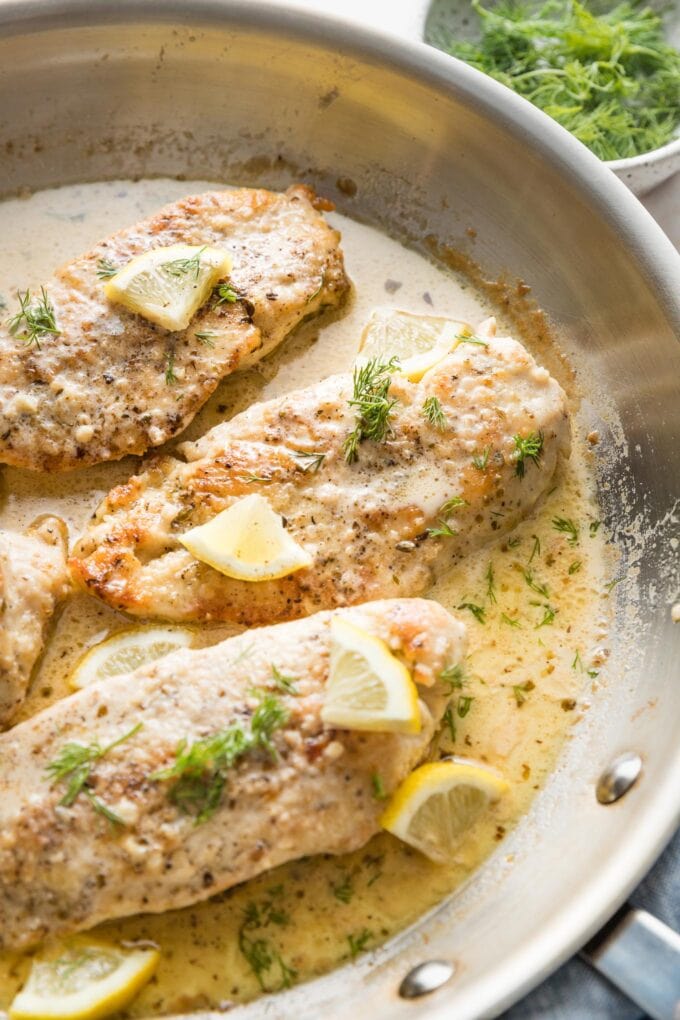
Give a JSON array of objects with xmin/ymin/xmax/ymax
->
[
  {"xmin": 320, "ymin": 616, "xmax": 421, "ymax": 733},
  {"xmin": 70, "ymin": 626, "xmax": 194, "ymax": 691},
  {"xmin": 9, "ymin": 940, "xmax": 160, "ymax": 1020},
  {"xmin": 381, "ymin": 759, "xmax": 509, "ymax": 863},
  {"xmin": 358, "ymin": 308, "xmax": 472, "ymax": 382},
  {"xmin": 104, "ymin": 244, "xmax": 232, "ymax": 331},
  {"xmin": 179, "ymin": 493, "xmax": 312, "ymax": 582}
]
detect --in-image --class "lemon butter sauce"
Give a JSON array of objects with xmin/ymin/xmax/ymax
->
[{"xmin": 0, "ymin": 179, "xmax": 609, "ymax": 1015}]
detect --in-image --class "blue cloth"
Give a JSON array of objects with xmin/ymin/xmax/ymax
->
[{"xmin": 501, "ymin": 828, "xmax": 680, "ymax": 1018}]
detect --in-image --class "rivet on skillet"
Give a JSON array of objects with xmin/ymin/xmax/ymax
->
[
  {"xmin": 596, "ymin": 752, "xmax": 643, "ymax": 805},
  {"xmin": 398, "ymin": 960, "xmax": 455, "ymax": 999}
]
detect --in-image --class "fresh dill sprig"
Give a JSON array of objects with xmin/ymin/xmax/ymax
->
[
  {"xmin": 430, "ymin": 0, "xmax": 680, "ymax": 161},
  {"xmin": 238, "ymin": 886, "xmax": 296, "ymax": 991},
  {"xmin": 589, "ymin": 520, "xmax": 602, "ymax": 536},
  {"xmin": 162, "ymin": 246, "xmax": 205, "ymax": 280},
  {"xmin": 552, "ymin": 516, "xmax": 579, "ymax": 545},
  {"xmin": 472, "ymin": 445, "xmax": 491, "ymax": 471},
  {"xmin": 213, "ymin": 283, "xmax": 239, "ymax": 306},
  {"xmin": 522, "ymin": 568, "xmax": 549, "ymax": 598},
  {"xmin": 501, "ymin": 612, "xmax": 521, "ymax": 627},
  {"xmin": 151, "ymin": 692, "xmax": 288, "ymax": 823},
  {"xmin": 512, "ymin": 680, "xmax": 535, "ymax": 707},
  {"xmin": 291, "ymin": 449, "xmax": 326, "ymax": 473},
  {"xmin": 270, "ymin": 664, "xmax": 299, "ymax": 695},
  {"xmin": 458, "ymin": 601, "xmax": 486, "ymax": 624},
  {"xmin": 95, "ymin": 258, "xmax": 118, "ymax": 280},
  {"xmin": 344, "ymin": 356, "xmax": 399, "ymax": 463},
  {"xmin": 8, "ymin": 287, "xmax": 60, "ymax": 349},
  {"xmin": 194, "ymin": 330, "xmax": 216, "ymax": 347},
  {"xmin": 440, "ymin": 663, "xmax": 465, "ymax": 690},
  {"xmin": 347, "ymin": 929, "xmax": 373, "ymax": 958},
  {"xmin": 165, "ymin": 352, "xmax": 178, "ymax": 385},
  {"xmin": 442, "ymin": 704, "xmax": 457, "ymax": 742},
  {"xmin": 528, "ymin": 535, "xmax": 541, "ymax": 563},
  {"xmin": 568, "ymin": 560, "xmax": 582, "ymax": 575},
  {"xmin": 512, "ymin": 431, "xmax": 544, "ymax": 478},
  {"xmin": 427, "ymin": 519, "xmax": 457, "ymax": 538},
  {"xmin": 422, "ymin": 395, "xmax": 448, "ymax": 429},
  {"xmin": 456, "ymin": 333, "xmax": 488, "ymax": 347},
  {"xmin": 45, "ymin": 723, "xmax": 142, "ymax": 824},
  {"xmin": 535, "ymin": 604, "xmax": 557, "ymax": 627},
  {"xmin": 440, "ymin": 495, "xmax": 468, "ymax": 515},
  {"xmin": 457, "ymin": 694, "xmax": 474, "ymax": 718},
  {"xmin": 485, "ymin": 561, "xmax": 497, "ymax": 604},
  {"xmin": 371, "ymin": 773, "xmax": 388, "ymax": 800},
  {"xmin": 332, "ymin": 874, "xmax": 354, "ymax": 903}
]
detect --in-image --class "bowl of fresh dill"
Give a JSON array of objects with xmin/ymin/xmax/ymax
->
[{"xmin": 425, "ymin": 0, "xmax": 680, "ymax": 194}]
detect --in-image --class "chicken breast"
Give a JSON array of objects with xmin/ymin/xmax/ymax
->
[
  {"xmin": 0, "ymin": 517, "xmax": 70, "ymax": 728},
  {"xmin": 0, "ymin": 185, "xmax": 349, "ymax": 472},
  {"xmin": 0, "ymin": 597, "xmax": 464, "ymax": 951},
  {"xmin": 71, "ymin": 334, "xmax": 570, "ymax": 624}
]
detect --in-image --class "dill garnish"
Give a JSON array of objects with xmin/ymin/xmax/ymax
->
[
  {"xmin": 512, "ymin": 680, "xmax": 535, "ymax": 707},
  {"xmin": 162, "ymin": 246, "xmax": 205, "ymax": 280},
  {"xmin": 440, "ymin": 495, "xmax": 468, "ymax": 515},
  {"xmin": 512, "ymin": 431, "xmax": 544, "ymax": 478},
  {"xmin": 291, "ymin": 449, "xmax": 326, "ymax": 473},
  {"xmin": 522, "ymin": 568, "xmax": 550, "ymax": 598},
  {"xmin": 332, "ymin": 874, "xmax": 354, "ymax": 903},
  {"xmin": 165, "ymin": 352, "xmax": 177, "ymax": 385},
  {"xmin": 528, "ymin": 534, "xmax": 541, "ymax": 563},
  {"xmin": 458, "ymin": 601, "xmax": 486, "ymax": 624},
  {"xmin": 457, "ymin": 333, "xmax": 488, "ymax": 347},
  {"xmin": 457, "ymin": 694, "xmax": 474, "ymax": 718},
  {"xmin": 270, "ymin": 664, "xmax": 299, "ymax": 695},
  {"xmin": 430, "ymin": 0, "xmax": 680, "ymax": 161},
  {"xmin": 501, "ymin": 612, "xmax": 521, "ymax": 627},
  {"xmin": 443, "ymin": 704, "xmax": 457, "ymax": 742},
  {"xmin": 371, "ymin": 773, "xmax": 388, "ymax": 800},
  {"xmin": 194, "ymin": 330, "xmax": 216, "ymax": 347},
  {"xmin": 427, "ymin": 519, "xmax": 457, "ymax": 538},
  {"xmin": 213, "ymin": 283, "xmax": 239, "ymax": 306},
  {"xmin": 485, "ymin": 562, "xmax": 497, "ymax": 603},
  {"xmin": 568, "ymin": 559, "xmax": 582, "ymax": 574},
  {"xmin": 422, "ymin": 395, "xmax": 448, "ymax": 429},
  {"xmin": 347, "ymin": 929, "xmax": 373, "ymax": 958},
  {"xmin": 535, "ymin": 604, "xmax": 557, "ymax": 627},
  {"xmin": 590, "ymin": 520, "xmax": 602, "ymax": 536},
  {"xmin": 151, "ymin": 692, "xmax": 288, "ymax": 823},
  {"xmin": 552, "ymin": 516, "xmax": 579, "ymax": 544},
  {"xmin": 8, "ymin": 287, "xmax": 60, "ymax": 349},
  {"xmin": 344, "ymin": 356, "xmax": 399, "ymax": 463},
  {"xmin": 45, "ymin": 723, "xmax": 142, "ymax": 825},
  {"xmin": 95, "ymin": 258, "xmax": 118, "ymax": 280},
  {"xmin": 472, "ymin": 445, "xmax": 491, "ymax": 471},
  {"xmin": 440, "ymin": 663, "xmax": 465, "ymax": 690},
  {"xmin": 238, "ymin": 886, "xmax": 297, "ymax": 991}
]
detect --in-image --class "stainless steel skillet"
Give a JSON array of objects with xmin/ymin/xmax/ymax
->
[{"xmin": 0, "ymin": 2, "xmax": 678, "ymax": 1017}]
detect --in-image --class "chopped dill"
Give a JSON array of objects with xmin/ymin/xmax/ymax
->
[
  {"xmin": 522, "ymin": 568, "xmax": 549, "ymax": 598},
  {"xmin": 422, "ymin": 395, "xmax": 448, "ymax": 429},
  {"xmin": 605, "ymin": 576, "xmax": 624, "ymax": 592},
  {"xmin": 371, "ymin": 773, "xmax": 388, "ymax": 800},
  {"xmin": 162, "ymin": 246, "xmax": 205, "ymax": 280},
  {"xmin": 291, "ymin": 449, "xmax": 326, "ymax": 473},
  {"xmin": 552, "ymin": 516, "xmax": 579, "ymax": 544},
  {"xmin": 456, "ymin": 333, "xmax": 488, "ymax": 347},
  {"xmin": 512, "ymin": 431, "xmax": 544, "ymax": 478},
  {"xmin": 568, "ymin": 559, "xmax": 583, "ymax": 575},
  {"xmin": 429, "ymin": 0, "xmax": 680, "ymax": 161},
  {"xmin": 528, "ymin": 534, "xmax": 541, "ymax": 563},
  {"xmin": 344, "ymin": 356, "xmax": 399, "ymax": 463},
  {"xmin": 95, "ymin": 257, "xmax": 118, "ymax": 280},
  {"xmin": 332, "ymin": 874, "xmax": 354, "ymax": 903},
  {"xmin": 535, "ymin": 604, "xmax": 558, "ymax": 627},
  {"xmin": 442, "ymin": 704, "xmax": 457, "ymax": 741},
  {"xmin": 427, "ymin": 519, "xmax": 457, "ymax": 538},
  {"xmin": 347, "ymin": 929, "xmax": 373, "ymax": 958},
  {"xmin": 457, "ymin": 694, "xmax": 474, "ymax": 718},
  {"xmin": 507, "ymin": 535, "xmax": 521, "ymax": 549},
  {"xmin": 472, "ymin": 445, "xmax": 491, "ymax": 471},
  {"xmin": 214, "ymin": 283, "xmax": 239, "ymax": 306},
  {"xmin": 512, "ymin": 680, "xmax": 535, "ymax": 707},
  {"xmin": 165, "ymin": 352, "xmax": 177, "ymax": 385},
  {"xmin": 8, "ymin": 287, "xmax": 60, "ymax": 349},
  {"xmin": 590, "ymin": 520, "xmax": 602, "ymax": 536},
  {"xmin": 485, "ymin": 561, "xmax": 497, "ymax": 604},
  {"xmin": 194, "ymin": 330, "xmax": 216, "ymax": 347},
  {"xmin": 270, "ymin": 664, "xmax": 299, "ymax": 696},
  {"xmin": 238, "ymin": 887, "xmax": 296, "ymax": 991},
  {"xmin": 45, "ymin": 723, "xmax": 142, "ymax": 825},
  {"xmin": 151, "ymin": 692, "xmax": 288, "ymax": 823},
  {"xmin": 440, "ymin": 495, "xmax": 468, "ymax": 515},
  {"xmin": 458, "ymin": 601, "xmax": 486, "ymax": 624},
  {"xmin": 501, "ymin": 612, "xmax": 521, "ymax": 628},
  {"xmin": 440, "ymin": 663, "xmax": 465, "ymax": 690}
]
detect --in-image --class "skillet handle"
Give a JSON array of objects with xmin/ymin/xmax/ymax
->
[{"xmin": 580, "ymin": 905, "xmax": 680, "ymax": 1020}]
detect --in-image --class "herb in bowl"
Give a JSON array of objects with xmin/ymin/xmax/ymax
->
[{"xmin": 430, "ymin": 0, "xmax": 680, "ymax": 160}]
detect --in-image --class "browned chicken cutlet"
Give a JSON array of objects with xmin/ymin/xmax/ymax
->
[
  {"xmin": 0, "ymin": 185, "xmax": 349, "ymax": 472},
  {"xmin": 0, "ymin": 597, "xmax": 465, "ymax": 950},
  {"xmin": 0, "ymin": 516, "xmax": 70, "ymax": 728},
  {"xmin": 70, "ymin": 334, "xmax": 570, "ymax": 624}
]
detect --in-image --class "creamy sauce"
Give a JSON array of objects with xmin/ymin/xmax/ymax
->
[{"xmin": 0, "ymin": 180, "xmax": 609, "ymax": 1016}]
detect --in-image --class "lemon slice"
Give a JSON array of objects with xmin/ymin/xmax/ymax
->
[
  {"xmin": 9, "ymin": 940, "xmax": 160, "ymax": 1020},
  {"xmin": 70, "ymin": 626, "xmax": 194, "ymax": 691},
  {"xmin": 358, "ymin": 308, "xmax": 472, "ymax": 382},
  {"xmin": 320, "ymin": 615, "xmax": 421, "ymax": 733},
  {"xmin": 104, "ymin": 244, "xmax": 232, "ymax": 331},
  {"xmin": 179, "ymin": 493, "xmax": 312, "ymax": 582},
  {"xmin": 381, "ymin": 759, "xmax": 509, "ymax": 862}
]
